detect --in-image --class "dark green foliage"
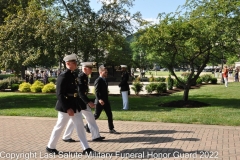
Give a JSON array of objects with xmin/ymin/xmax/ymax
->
[
  {"xmin": 196, "ymin": 77, "xmax": 203, "ymax": 84},
  {"xmin": 0, "ymin": 79, "xmax": 9, "ymax": 90},
  {"xmin": 0, "ymin": 74, "xmax": 14, "ymax": 80},
  {"xmin": 210, "ymin": 78, "xmax": 218, "ymax": 84},
  {"xmin": 11, "ymin": 84, "xmax": 19, "ymax": 91},
  {"xmin": 166, "ymin": 75, "xmax": 174, "ymax": 90},
  {"xmin": 145, "ymin": 83, "xmax": 158, "ymax": 93},
  {"xmin": 48, "ymin": 78, "xmax": 56, "ymax": 84},
  {"xmin": 174, "ymin": 78, "xmax": 185, "ymax": 89},
  {"xmin": 131, "ymin": 81, "xmax": 143, "ymax": 95},
  {"xmin": 156, "ymin": 83, "xmax": 167, "ymax": 94},
  {"xmin": 155, "ymin": 77, "xmax": 166, "ymax": 82},
  {"xmin": 201, "ymin": 74, "xmax": 213, "ymax": 83}
]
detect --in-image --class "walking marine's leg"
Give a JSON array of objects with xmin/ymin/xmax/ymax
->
[
  {"xmin": 71, "ymin": 111, "xmax": 91, "ymax": 151},
  {"xmin": 47, "ymin": 112, "xmax": 70, "ymax": 153},
  {"xmin": 81, "ymin": 106, "xmax": 104, "ymax": 140},
  {"xmin": 62, "ymin": 119, "xmax": 76, "ymax": 142}
]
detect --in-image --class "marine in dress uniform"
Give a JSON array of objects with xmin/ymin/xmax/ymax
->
[
  {"xmin": 119, "ymin": 65, "xmax": 130, "ymax": 110},
  {"xmin": 46, "ymin": 54, "xmax": 94, "ymax": 155},
  {"xmin": 94, "ymin": 65, "xmax": 120, "ymax": 134},
  {"xmin": 62, "ymin": 62, "xmax": 105, "ymax": 141}
]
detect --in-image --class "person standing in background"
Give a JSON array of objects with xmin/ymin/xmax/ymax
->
[
  {"xmin": 234, "ymin": 68, "xmax": 239, "ymax": 82},
  {"xmin": 223, "ymin": 66, "xmax": 229, "ymax": 87},
  {"xmin": 119, "ymin": 65, "xmax": 130, "ymax": 110}
]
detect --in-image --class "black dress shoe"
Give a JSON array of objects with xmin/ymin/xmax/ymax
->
[
  {"xmin": 109, "ymin": 129, "xmax": 120, "ymax": 134},
  {"xmin": 83, "ymin": 148, "xmax": 94, "ymax": 155},
  {"xmin": 92, "ymin": 136, "xmax": 105, "ymax": 141},
  {"xmin": 46, "ymin": 147, "xmax": 59, "ymax": 155},
  {"xmin": 62, "ymin": 138, "xmax": 76, "ymax": 142},
  {"xmin": 84, "ymin": 124, "xmax": 91, "ymax": 133}
]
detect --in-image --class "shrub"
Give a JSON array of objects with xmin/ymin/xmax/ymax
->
[
  {"xmin": 210, "ymin": 78, "xmax": 218, "ymax": 84},
  {"xmin": 11, "ymin": 84, "xmax": 19, "ymax": 91},
  {"xmin": 145, "ymin": 83, "xmax": 158, "ymax": 94},
  {"xmin": 148, "ymin": 75, "xmax": 155, "ymax": 82},
  {"xmin": 131, "ymin": 81, "xmax": 143, "ymax": 95},
  {"xmin": 19, "ymin": 82, "xmax": 31, "ymax": 92},
  {"xmin": 134, "ymin": 76, "xmax": 141, "ymax": 82},
  {"xmin": 141, "ymin": 77, "xmax": 149, "ymax": 82},
  {"xmin": 48, "ymin": 78, "xmax": 57, "ymax": 84},
  {"xmin": 155, "ymin": 77, "xmax": 166, "ymax": 82},
  {"xmin": 0, "ymin": 79, "xmax": 9, "ymax": 90},
  {"xmin": 42, "ymin": 82, "xmax": 56, "ymax": 93},
  {"xmin": 156, "ymin": 83, "xmax": 167, "ymax": 94},
  {"xmin": 30, "ymin": 80, "xmax": 44, "ymax": 93},
  {"xmin": 201, "ymin": 74, "xmax": 212, "ymax": 83},
  {"xmin": 7, "ymin": 77, "xmax": 19, "ymax": 85},
  {"xmin": 196, "ymin": 77, "xmax": 202, "ymax": 85},
  {"xmin": 166, "ymin": 75, "xmax": 174, "ymax": 90},
  {"xmin": 174, "ymin": 78, "xmax": 185, "ymax": 89}
]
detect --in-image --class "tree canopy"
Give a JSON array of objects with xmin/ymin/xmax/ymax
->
[
  {"xmin": 0, "ymin": 0, "xmax": 143, "ymax": 77},
  {"xmin": 134, "ymin": 0, "xmax": 240, "ymax": 101}
]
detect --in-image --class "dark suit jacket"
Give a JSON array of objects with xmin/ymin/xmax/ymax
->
[
  {"xmin": 119, "ymin": 71, "xmax": 130, "ymax": 91},
  {"xmin": 55, "ymin": 69, "xmax": 81, "ymax": 113},
  {"xmin": 94, "ymin": 77, "xmax": 109, "ymax": 104},
  {"xmin": 77, "ymin": 72, "xmax": 90, "ymax": 110}
]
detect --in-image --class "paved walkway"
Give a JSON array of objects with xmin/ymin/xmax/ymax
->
[{"xmin": 0, "ymin": 116, "xmax": 239, "ymax": 160}]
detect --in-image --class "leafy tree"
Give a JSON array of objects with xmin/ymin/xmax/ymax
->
[
  {"xmin": 52, "ymin": 0, "xmax": 143, "ymax": 63},
  {"xmin": 136, "ymin": 0, "xmax": 240, "ymax": 101},
  {"xmin": 0, "ymin": 0, "xmax": 57, "ymax": 78}
]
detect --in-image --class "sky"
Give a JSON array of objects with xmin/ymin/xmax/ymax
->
[{"xmin": 90, "ymin": 0, "xmax": 187, "ymax": 22}]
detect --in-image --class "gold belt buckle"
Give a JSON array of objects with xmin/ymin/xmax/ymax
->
[{"xmin": 74, "ymin": 93, "xmax": 77, "ymax": 97}]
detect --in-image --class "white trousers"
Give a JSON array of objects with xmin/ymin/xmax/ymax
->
[
  {"xmin": 121, "ymin": 91, "xmax": 129, "ymax": 110},
  {"xmin": 224, "ymin": 77, "xmax": 228, "ymax": 87},
  {"xmin": 47, "ymin": 111, "xmax": 89, "ymax": 150},
  {"xmin": 63, "ymin": 106, "xmax": 101, "ymax": 140}
]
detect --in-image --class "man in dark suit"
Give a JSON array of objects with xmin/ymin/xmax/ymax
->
[
  {"xmin": 46, "ymin": 54, "xmax": 94, "ymax": 155},
  {"xmin": 94, "ymin": 65, "xmax": 120, "ymax": 134},
  {"xmin": 119, "ymin": 65, "xmax": 130, "ymax": 110},
  {"xmin": 62, "ymin": 62, "xmax": 105, "ymax": 141}
]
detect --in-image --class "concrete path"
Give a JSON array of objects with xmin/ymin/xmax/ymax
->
[{"xmin": 0, "ymin": 116, "xmax": 239, "ymax": 160}]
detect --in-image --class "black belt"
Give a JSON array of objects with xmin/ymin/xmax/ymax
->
[{"xmin": 67, "ymin": 93, "xmax": 78, "ymax": 97}]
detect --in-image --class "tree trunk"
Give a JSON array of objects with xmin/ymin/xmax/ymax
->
[
  {"xmin": 183, "ymin": 85, "xmax": 190, "ymax": 101},
  {"xmin": 21, "ymin": 65, "xmax": 25, "ymax": 79}
]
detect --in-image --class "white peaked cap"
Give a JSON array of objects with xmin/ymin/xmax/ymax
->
[
  {"xmin": 81, "ymin": 62, "xmax": 95, "ymax": 68},
  {"xmin": 120, "ymin": 65, "xmax": 127, "ymax": 68},
  {"xmin": 63, "ymin": 54, "xmax": 77, "ymax": 62}
]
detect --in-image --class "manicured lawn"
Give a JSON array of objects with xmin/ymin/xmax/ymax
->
[{"xmin": 0, "ymin": 82, "xmax": 240, "ymax": 126}]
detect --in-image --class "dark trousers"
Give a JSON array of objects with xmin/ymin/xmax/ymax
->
[{"xmin": 94, "ymin": 102, "xmax": 114, "ymax": 130}]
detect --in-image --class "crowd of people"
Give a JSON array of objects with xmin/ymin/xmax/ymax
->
[{"xmin": 25, "ymin": 70, "xmax": 62, "ymax": 84}]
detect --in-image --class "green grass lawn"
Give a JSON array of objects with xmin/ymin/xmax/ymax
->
[{"xmin": 0, "ymin": 82, "xmax": 240, "ymax": 126}]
